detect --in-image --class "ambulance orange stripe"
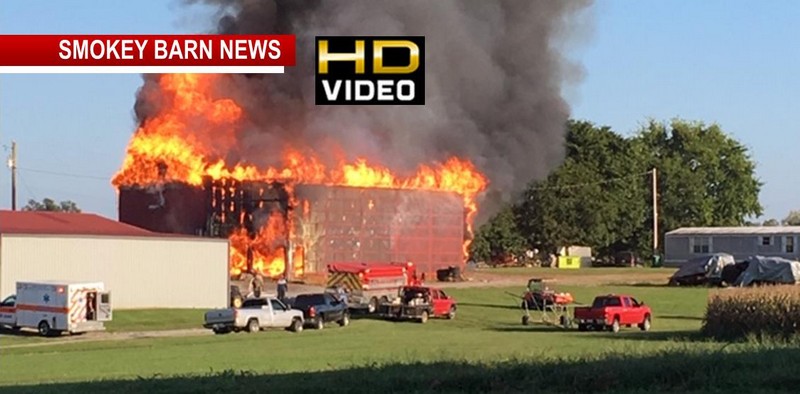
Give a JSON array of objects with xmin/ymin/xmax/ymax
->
[
  {"xmin": 74, "ymin": 306, "xmax": 86, "ymax": 318},
  {"xmin": 71, "ymin": 305, "xmax": 84, "ymax": 317},
  {"xmin": 16, "ymin": 304, "xmax": 69, "ymax": 313},
  {"xmin": 0, "ymin": 307, "xmax": 15, "ymax": 313}
]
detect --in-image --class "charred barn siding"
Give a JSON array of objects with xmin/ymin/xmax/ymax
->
[
  {"xmin": 119, "ymin": 178, "xmax": 289, "ymax": 238},
  {"xmin": 119, "ymin": 182, "xmax": 467, "ymax": 276},
  {"xmin": 118, "ymin": 183, "xmax": 208, "ymax": 235}
]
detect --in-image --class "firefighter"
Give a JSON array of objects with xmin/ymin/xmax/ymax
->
[
  {"xmin": 277, "ymin": 273, "xmax": 288, "ymax": 302},
  {"xmin": 86, "ymin": 293, "xmax": 96, "ymax": 321},
  {"xmin": 252, "ymin": 274, "xmax": 264, "ymax": 298}
]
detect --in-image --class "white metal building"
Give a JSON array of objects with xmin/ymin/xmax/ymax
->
[
  {"xmin": 664, "ymin": 226, "xmax": 800, "ymax": 266},
  {"xmin": 0, "ymin": 210, "xmax": 229, "ymax": 309}
]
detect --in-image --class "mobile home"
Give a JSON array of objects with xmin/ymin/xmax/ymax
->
[{"xmin": 664, "ymin": 226, "xmax": 800, "ymax": 266}]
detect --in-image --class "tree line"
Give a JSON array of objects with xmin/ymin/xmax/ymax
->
[
  {"xmin": 469, "ymin": 118, "xmax": 765, "ymax": 264},
  {"xmin": 757, "ymin": 211, "xmax": 800, "ymax": 227},
  {"xmin": 22, "ymin": 198, "xmax": 81, "ymax": 213}
]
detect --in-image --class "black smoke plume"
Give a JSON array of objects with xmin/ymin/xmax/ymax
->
[{"xmin": 136, "ymin": 0, "xmax": 593, "ymax": 223}]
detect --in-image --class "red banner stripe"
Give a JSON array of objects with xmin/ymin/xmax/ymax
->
[{"xmin": 0, "ymin": 34, "xmax": 296, "ymax": 67}]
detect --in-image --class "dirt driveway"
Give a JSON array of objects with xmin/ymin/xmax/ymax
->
[
  {"xmin": 436, "ymin": 267, "xmax": 675, "ymax": 289},
  {"xmin": 1, "ymin": 328, "xmax": 213, "ymax": 349}
]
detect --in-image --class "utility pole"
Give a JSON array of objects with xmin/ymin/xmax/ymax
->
[
  {"xmin": 8, "ymin": 141, "xmax": 17, "ymax": 211},
  {"xmin": 651, "ymin": 167, "xmax": 658, "ymax": 254}
]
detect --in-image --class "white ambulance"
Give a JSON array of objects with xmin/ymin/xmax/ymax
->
[{"xmin": 0, "ymin": 281, "xmax": 111, "ymax": 336}]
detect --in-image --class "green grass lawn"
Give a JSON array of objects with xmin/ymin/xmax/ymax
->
[
  {"xmin": 3, "ymin": 284, "xmax": 798, "ymax": 392},
  {"xmin": 0, "ymin": 285, "xmax": 714, "ymax": 388},
  {"xmin": 105, "ymin": 308, "xmax": 205, "ymax": 332}
]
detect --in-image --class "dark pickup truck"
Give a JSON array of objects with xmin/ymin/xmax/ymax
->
[{"xmin": 291, "ymin": 293, "xmax": 350, "ymax": 330}]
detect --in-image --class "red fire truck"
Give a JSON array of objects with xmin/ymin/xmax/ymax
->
[{"xmin": 326, "ymin": 262, "xmax": 422, "ymax": 313}]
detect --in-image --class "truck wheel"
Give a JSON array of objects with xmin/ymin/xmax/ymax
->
[
  {"xmin": 314, "ymin": 316, "xmax": 324, "ymax": 330},
  {"xmin": 522, "ymin": 315, "xmax": 530, "ymax": 326},
  {"xmin": 232, "ymin": 295, "xmax": 243, "ymax": 309},
  {"xmin": 609, "ymin": 318, "xmax": 620, "ymax": 333},
  {"xmin": 419, "ymin": 310, "xmax": 429, "ymax": 324},
  {"xmin": 368, "ymin": 297, "xmax": 379, "ymax": 314},
  {"xmin": 578, "ymin": 323, "xmax": 588, "ymax": 332},
  {"xmin": 213, "ymin": 327, "xmax": 230, "ymax": 335},
  {"xmin": 338, "ymin": 313, "xmax": 350, "ymax": 327},
  {"xmin": 247, "ymin": 319, "xmax": 260, "ymax": 333},
  {"xmin": 639, "ymin": 315, "xmax": 651, "ymax": 331},
  {"xmin": 38, "ymin": 321, "xmax": 52, "ymax": 337},
  {"xmin": 290, "ymin": 318, "xmax": 303, "ymax": 333},
  {"xmin": 446, "ymin": 306, "xmax": 456, "ymax": 320}
]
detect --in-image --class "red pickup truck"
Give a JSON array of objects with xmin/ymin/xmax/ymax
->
[{"xmin": 573, "ymin": 294, "xmax": 652, "ymax": 333}]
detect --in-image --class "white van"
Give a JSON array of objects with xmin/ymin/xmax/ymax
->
[{"xmin": 0, "ymin": 281, "xmax": 111, "ymax": 336}]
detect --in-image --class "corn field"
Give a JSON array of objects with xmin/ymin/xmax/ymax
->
[{"xmin": 703, "ymin": 286, "xmax": 800, "ymax": 340}]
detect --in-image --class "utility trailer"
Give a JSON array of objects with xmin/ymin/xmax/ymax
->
[{"xmin": 379, "ymin": 285, "xmax": 457, "ymax": 323}]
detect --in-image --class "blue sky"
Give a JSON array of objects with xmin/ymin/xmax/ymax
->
[{"xmin": 0, "ymin": 0, "xmax": 797, "ymax": 222}]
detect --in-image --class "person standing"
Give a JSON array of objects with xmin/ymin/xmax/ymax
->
[
  {"xmin": 277, "ymin": 274, "xmax": 288, "ymax": 302},
  {"xmin": 85, "ymin": 293, "xmax": 96, "ymax": 321},
  {"xmin": 336, "ymin": 285, "xmax": 349, "ymax": 305}
]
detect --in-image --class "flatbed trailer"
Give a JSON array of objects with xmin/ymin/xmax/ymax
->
[{"xmin": 380, "ymin": 302, "xmax": 433, "ymax": 323}]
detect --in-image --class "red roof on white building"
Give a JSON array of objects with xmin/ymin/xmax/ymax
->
[{"xmin": 0, "ymin": 210, "xmax": 159, "ymax": 237}]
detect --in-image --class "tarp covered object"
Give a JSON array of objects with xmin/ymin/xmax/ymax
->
[
  {"xmin": 733, "ymin": 256, "xmax": 800, "ymax": 287},
  {"xmin": 672, "ymin": 253, "xmax": 735, "ymax": 281}
]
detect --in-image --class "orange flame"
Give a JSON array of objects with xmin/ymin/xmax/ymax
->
[
  {"xmin": 113, "ymin": 74, "xmax": 488, "ymax": 277},
  {"xmin": 228, "ymin": 211, "xmax": 288, "ymax": 278}
]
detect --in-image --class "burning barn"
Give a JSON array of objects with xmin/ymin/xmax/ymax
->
[
  {"xmin": 113, "ymin": 74, "xmax": 488, "ymax": 281},
  {"xmin": 119, "ymin": 179, "xmax": 466, "ymax": 279},
  {"xmin": 107, "ymin": 0, "xmax": 593, "ymax": 283}
]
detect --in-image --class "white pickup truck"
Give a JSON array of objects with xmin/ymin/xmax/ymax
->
[{"xmin": 204, "ymin": 296, "xmax": 304, "ymax": 334}]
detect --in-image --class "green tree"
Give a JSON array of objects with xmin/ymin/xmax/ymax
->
[
  {"xmin": 23, "ymin": 198, "xmax": 81, "ymax": 213},
  {"xmin": 515, "ymin": 118, "xmax": 762, "ymax": 261},
  {"xmin": 469, "ymin": 206, "xmax": 527, "ymax": 264},
  {"xmin": 783, "ymin": 210, "xmax": 800, "ymax": 226},
  {"xmin": 634, "ymin": 119, "xmax": 763, "ymax": 251},
  {"xmin": 517, "ymin": 120, "xmax": 648, "ymax": 256},
  {"xmin": 762, "ymin": 218, "xmax": 780, "ymax": 226}
]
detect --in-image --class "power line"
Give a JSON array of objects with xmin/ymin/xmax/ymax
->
[
  {"xmin": 19, "ymin": 173, "xmax": 38, "ymax": 202},
  {"xmin": 526, "ymin": 170, "xmax": 653, "ymax": 192},
  {"xmin": 17, "ymin": 167, "xmax": 111, "ymax": 181}
]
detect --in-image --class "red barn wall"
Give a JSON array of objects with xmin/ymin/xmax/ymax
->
[{"xmin": 294, "ymin": 185, "xmax": 465, "ymax": 275}]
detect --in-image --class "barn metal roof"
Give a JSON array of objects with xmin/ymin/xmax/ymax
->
[
  {"xmin": 666, "ymin": 226, "xmax": 800, "ymax": 236},
  {"xmin": 0, "ymin": 210, "xmax": 166, "ymax": 237}
]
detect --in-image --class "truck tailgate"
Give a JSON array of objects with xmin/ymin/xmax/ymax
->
[
  {"xmin": 574, "ymin": 307, "xmax": 605, "ymax": 320},
  {"xmin": 204, "ymin": 309, "xmax": 235, "ymax": 325}
]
